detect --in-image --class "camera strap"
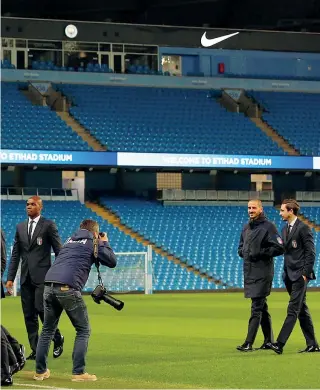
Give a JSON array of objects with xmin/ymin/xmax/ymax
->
[{"xmin": 93, "ymin": 236, "xmax": 104, "ymax": 287}]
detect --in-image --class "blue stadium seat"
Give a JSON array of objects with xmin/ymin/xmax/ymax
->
[
  {"xmin": 1, "ymin": 200, "xmax": 221, "ymax": 292},
  {"xmin": 54, "ymin": 84, "xmax": 286, "ymax": 155},
  {"xmin": 100, "ymin": 197, "xmax": 320, "ymax": 289},
  {"xmin": 249, "ymin": 91, "xmax": 320, "ymax": 156},
  {"xmin": 1, "ymin": 82, "xmax": 92, "ymax": 151}
]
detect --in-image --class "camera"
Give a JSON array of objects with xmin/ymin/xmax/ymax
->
[{"xmin": 91, "ymin": 285, "xmax": 124, "ymax": 311}]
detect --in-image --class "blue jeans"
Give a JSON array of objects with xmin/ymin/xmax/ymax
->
[{"xmin": 36, "ymin": 284, "xmax": 91, "ymax": 375}]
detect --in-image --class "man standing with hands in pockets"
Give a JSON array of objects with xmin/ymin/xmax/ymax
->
[
  {"xmin": 237, "ymin": 199, "xmax": 284, "ymax": 352},
  {"xmin": 270, "ymin": 199, "xmax": 319, "ymax": 354}
]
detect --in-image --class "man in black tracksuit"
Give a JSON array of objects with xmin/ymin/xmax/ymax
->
[
  {"xmin": 237, "ymin": 200, "xmax": 284, "ymax": 351},
  {"xmin": 34, "ymin": 219, "xmax": 117, "ymax": 382}
]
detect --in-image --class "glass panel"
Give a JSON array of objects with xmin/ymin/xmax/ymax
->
[
  {"xmin": 1, "ymin": 38, "xmax": 14, "ymax": 48},
  {"xmin": 112, "ymin": 44, "xmax": 124, "ymax": 52},
  {"xmin": 17, "ymin": 51, "xmax": 26, "ymax": 69},
  {"xmin": 2, "ymin": 50, "xmax": 12, "ymax": 63},
  {"xmin": 100, "ymin": 54, "xmax": 109, "ymax": 67},
  {"xmin": 161, "ymin": 55, "xmax": 181, "ymax": 76},
  {"xmin": 28, "ymin": 50, "xmax": 62, "ymax": 68},
  {"xmin": 16, "ymin": 39, "xmax": 27, "ymax": 48},
  {"xmin": 113, "ymin": 54, "xmax": 123, "ymax": 73},
  {"xmin": 99, "ymin": 43, "xmax": 111, "ymax": 51},
  {"xmin": 28, "ymin": 40, "xmax": 62, "ymax": 50},
  {"xmin": 64, "ymin": 52, "xmax": 98, "ymax": 69},
  {"xmin": 125, "ymin": 54, "xmax": 158, "ymax": 72},
  {"xmin": 124, "ymin": 45, "xmax": 157, "ymax": 54},
  {"xmin": 77, "ymin": 42, "xmax": 99, "ymax": 51},
  {"xmin": 63, "ymin": 41, "xmax": 98, "ymax": 52}
]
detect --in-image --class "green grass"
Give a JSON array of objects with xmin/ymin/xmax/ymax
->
[{"xmin": 2, "ymin": 292, "xmax": 320, "ymax": 389}]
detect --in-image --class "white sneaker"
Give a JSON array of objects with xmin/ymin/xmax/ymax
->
[
  {"xmin": 71, "ymin": 372, "xmax": 97, "ymax": 382},
  {"xmin": 33, "ymin": 369, "xmax": 50, "ymax": 381}
]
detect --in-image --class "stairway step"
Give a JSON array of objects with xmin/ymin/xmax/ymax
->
[
  {"xmin": 56, "ymin": 111, "xmax": 106, "ymax": 151},
  {"xmin": 84, "ymin": 201, "xmax": 221, "ymax": 286}
]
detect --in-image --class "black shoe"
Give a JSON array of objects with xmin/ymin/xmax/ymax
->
[
  {"xmin": 1, "ymin": 376, "xmax": 13, "ymax": 386},
  {"xmin": 17, "ymin": 344, "xmax": 26, "ymax": 370},
  {"xmin": 298, "ymin": 345, "xmax": 320, "ymax": 353},
  {"xmin": 53, "ymin": 335, "xmax": 64, "ymax": 359},
  {"xmin": 10, "ymin": 363, "xmax": 20, "ymax": 375},
  {"xmin": 236, "ymin": 342, "xmax": 253, "ymax": 352},
  {"xmin": 260, "ymin": 342, "xmax": 273, "ymax": 350},
  {"xmin": 26, "ymin": 351, "xmax": 36, "ymax": 360},
  {"xmin": 270, "ymin": 342, "xmax": 283, "ymax": 355}
]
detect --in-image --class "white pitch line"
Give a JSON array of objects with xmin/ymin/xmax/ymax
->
[{"xmin": 16, "ymin": 384, "xmax": 74, "ymax": 390}]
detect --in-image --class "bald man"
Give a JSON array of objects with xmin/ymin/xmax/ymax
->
[
  {"xmin": 6, "ymin": 196, "xmax": 64, "ymax": 360},
  {"xmin": 237, "ymin": 199, "xmax": 284, "ymax": 352}
]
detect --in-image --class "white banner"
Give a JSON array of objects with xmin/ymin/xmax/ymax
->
[
  {"xmin": 31, "ymin": 82, "xmax": 51, "ymax": 95},
  {"xmin": 224, "ymin": 89, "xmax": 243, "ymax": 102}
]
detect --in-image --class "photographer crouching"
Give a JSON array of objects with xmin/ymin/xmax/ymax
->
[{"xmin": 33, "ymin": 219, "xmax": 117, "ymax": 382}]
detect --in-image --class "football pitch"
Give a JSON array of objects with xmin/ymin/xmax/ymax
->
[{"xmin": 2, "ymin": 292, "xmax": 320, "ymax": 389}]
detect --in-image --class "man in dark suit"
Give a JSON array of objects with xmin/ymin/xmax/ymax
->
[
  {"xmin": 270, "ymin": 199, "xmax": 319, "ymax": 354},
  {"xmin": 237, "ymin": 199, "xmax": 284, "ymax": 352},
  {"xmin": 6, "ymin": 196, "xmax": 65, "ymax": 360}
]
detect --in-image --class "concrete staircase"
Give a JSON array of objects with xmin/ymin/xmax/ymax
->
[
  {"xmin": 251, "ymin": 117, "xmax": 300, "ymax": 156},
  {"xmin": 85, "ymin": 201, "xmax": 223, "ymax": 286},
  {"xmin": 21, "ymin": 87, "xmax": 46, "ymax": 106},
  {"xmin": 56, "ymin": 112, "xmax": 107, "ymax": 151}
]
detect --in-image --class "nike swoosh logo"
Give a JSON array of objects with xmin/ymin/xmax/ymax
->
[{"xmin": 201, "ymin": 32, "xmax": 239, "ymax": 47}]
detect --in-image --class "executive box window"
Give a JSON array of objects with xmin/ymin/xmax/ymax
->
[
  {"xmin": 2, "ymin": 50, "xmax": 12, "ymax": 63},
  {"xmin": 125, "ymin": 54, "xmax": 158, "ymax": 71},
  {"xmin": 99, "ymin": 43, "xmax": 111, "ymax": 52},
  {"xmin": 1, "ymin": 38, "xmax": 14, "ymax": 48},
  {"xmin": 124, "ymin": 45, "xmax": 158, "ymax": 54},
  {"xmin": 16, "ymin": 39, "xmax": 27, "ymax": 48},
  {"xmin": 28, "ymin": 50, "xmax": 62, "ymax": 67},
  {"xmin": 28, "ymin": 40, "xmax": 63, "ymax": 50},
  {"xmin": 64, "ymin": 51, "xmax": 98, "ymax": 69}
]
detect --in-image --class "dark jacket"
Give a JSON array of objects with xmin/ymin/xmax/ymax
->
[
  {"xmin": 1, "ymin": 229, "xmax": 6, "ymax": 298},
  {"xmin": 281, "ymin": 218, "xmax": 316, "ymax": 282},
  {"xmin": 7, "ymin": 216, "xmax": 62, "ymax": 285},
  {"xmin": 238, "ymin": 214, "xmax": 285, "ymax": 298},
  {"xmin": 45, "ymin": 229, "xmax": 117, "ymax": 291}
]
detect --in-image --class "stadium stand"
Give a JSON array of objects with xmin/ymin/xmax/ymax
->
[
  {"xmin": 55, "ymin": 84, "xmax": 286, "ymax": 155},
  {"xmin": 1, "ymin": 59, "xmax": 15, "ymax": 69},
  {"xmin": 249, "ymin": 91, "xmax": 320, "ymax": 156},
  {"xmin": 1, "ymin": 82, "xmax": 92, "ymax": 151},
  {"xmin": 1, "ymin": 60, "xmax": 167, "ymax": 75},
  {"xmin": 1, "ymin": 200, "xmax": 222, "ymax": 292},
  {"xmin": 300, "ymin": 207, "xmax": 320, "ymax": 226},
  {"xmin": 100, "ymin": 197, "xmax": 320, "ymax": 288}
]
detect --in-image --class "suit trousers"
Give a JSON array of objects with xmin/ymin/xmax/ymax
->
[
  {"xmin": 277, "ymin": 276, "xmax": 317, "ymax": 347},
  {"xmin": 245, "ymin": 297, "xmax": 274, "ymax": 344},
  {"xmin": 20, "ymin": 274, "xmax": 62, "ymax": 352}
]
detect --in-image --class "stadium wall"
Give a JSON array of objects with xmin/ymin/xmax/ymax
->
[
  {"xmin": 160, "ymin": 47, "xmax": 320, "ymax": 79},
  {"xmin": 3, "ymin": 69, "xmax": 320, "ymax": 92},
  {"xmin": 2, "ymin": 169, "xmax": 62, "ymax": 188}
]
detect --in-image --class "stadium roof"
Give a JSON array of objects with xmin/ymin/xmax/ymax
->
[{"xmin": 2, "ymin": 0, "xmax": 320, "ymax": 32}]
